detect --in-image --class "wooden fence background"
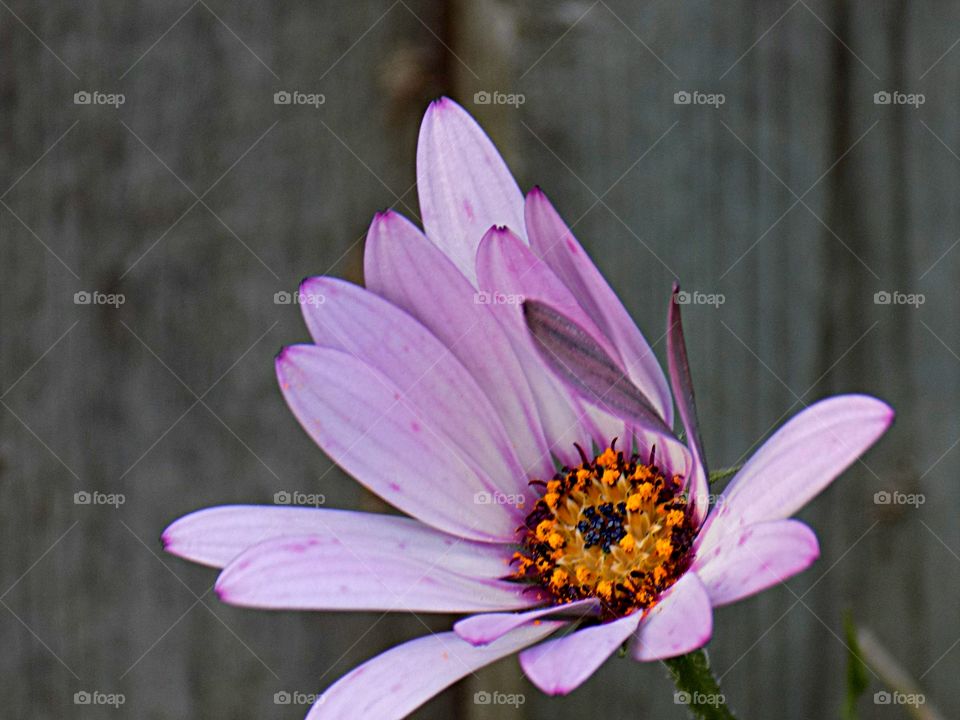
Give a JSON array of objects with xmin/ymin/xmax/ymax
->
[{"xmin": 1, "ymin": 1, "xmax": 957, "ymax": 717}]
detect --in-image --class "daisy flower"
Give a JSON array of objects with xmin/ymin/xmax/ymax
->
[{"xmin": 163, "ymin": 98, "xmax": 893, "ymax": 719}]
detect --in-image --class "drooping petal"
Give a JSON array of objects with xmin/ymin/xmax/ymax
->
[
  {"xmin": 416, "ymin": 97, "xmax": 526, "ymax": 283},
  {"xmin": 698, "ymin": 395, "xmax": 894, "ymax": 551},
  {"xmin": 215, "ymin": 533, "xmax": 545, "ymax": 613},
  {"xmin": 523, "ymin": 299, "xmax": 672, "ymax": 438},
  {"xmin": 298, "ymin": 277, "xmax": 526, "ymax": 494},
  {"xmin": 693, "ymin": 519, "xmax": 820, "ymax": 606},
  {"xmin": 363, "ymin": 210, "xmax": 553, "ymax": 478},
  {"xmin": 667, "ymin": 284, "xmax": 709, "ymax": 525},
  {"xmin": 525, "ymin": 188, "xmax": 673, "ymax": 424},
  {"xmin": 454, "ymin": 599, "xmax": 598, "ymax": 646},
  {"xmin": 476, "ymin": 226, "xmax": 625, "ymax": 458},
  {"xmin": 162, "ymin": 505, "xmax": 513, "ymax": 577},
  {"xmin": 276, "ymin": 345, "xmax": 523, "ymax": 542},
  {"xmin": 307, "ymin": 624, "xmax": 562, "ymax": 720},
  {"xmin": 632, "ymin": 572, "xmax": 713, "ymax": 661},
  {"xmin": 519, "ymin": 613, "xmax": 641, "ymax": 695}
]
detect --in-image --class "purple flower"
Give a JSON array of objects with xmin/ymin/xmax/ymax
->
[{"xmin": 163, "ymin": 98, "xmax": 893, "ymax": 719}]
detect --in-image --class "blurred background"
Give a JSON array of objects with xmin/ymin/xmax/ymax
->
[{"xmin": 1, "ymin": 1, "xmax": 957, "ymax": 717}]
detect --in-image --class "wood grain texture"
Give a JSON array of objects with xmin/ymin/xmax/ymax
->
[{"xmin": 2, "ymin": 1, "xmax": 958, "ymax": 719}]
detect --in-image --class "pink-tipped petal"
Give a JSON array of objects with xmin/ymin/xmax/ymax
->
[
  {"xmin": 162, "ymin": 505, "xmax": 513, "ymax": 577},
  {"xmin": 476, "ymin": 226, "xmax": 625, "ymax": 457},
  {"xmin": 298, "ymin": 277, "xmax": 526, "ymax": 494},
  {"xmin": 667, "ymin": 284, "xmax": 709, "ymax": 526},
  {"xmin": 698, "ymin": 395, "xmax": 894, "ymax": 550},
  {"xmin": 693, "ymin": 519, "xmax": 820, "ymax": 607},
  {"xmin": 523, "ymin": 299, "xmax": 672, "ymax": 438},
  {"xmin": 307, "ymin": 624, "xmax": 562, "ymax": 720},
  {"xmin": 364, "ymin": 210, "xmax": 554, "ymax": 478},
  {"xmin": 215, "ymin": 533, "xmax": 544, "ymax": 613},
  {"xmin": 416, "ymin": 97, "xmax": 526, "ymax": 283},
  {"xmin": 525, "ymin": 188, "xmax": 673, "ymax": 424},
  {"xmin": 276, "ymin": 346, "xmax": 522, "ymax": 542},
  {"xmin": 632, "ymin": 572, "xmax": 713, "ymax": 661},
  {"xmin": 519, "ymin": 613, "xmax": 642, "ymax": 695},
  {"xmin": 454, "ymin": 599, "xmax": 599, "ymax": 646}
]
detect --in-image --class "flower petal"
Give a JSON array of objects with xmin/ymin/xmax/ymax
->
[
  {"xmin": 525, "ymin": 188, "xmax": 673, "ymax": 424},
  {"xmin": 523, "ymin": 299, "xmax": 672, "ymax": 438},
  {"xmin": 519, "ymin": 613, "xmax": 641, "ymax": 695},
  {"xmin": 307, "ymin": 624, "xmax": 562, "ymax": 720},
  {"xmin": 698, "ymin": 395, "xmax": 894, "ymax": 550},
  {"xmin": 162, "ymin": 505, "xmax": 514, "ymax": 577},
  {"xmin": 667, "ymin": 284, "xmax": 709, "ymax": 525},
  {"xmin": 416, "ymin": 97, "xmax": 525, "ymax": 283},
  {"xmin": 454, "ymin": 599, "xmax": 598, "ymax": 646},
  {"xmin": 298, "ymin": 277, "xmax": 526, "ymax": 494},
  {"xmin": 476, "ymin": 226, "xmax": 626, "ymax": 458},
  {"xmin": 363, "ymin": 210, "xmax": 553, "ymax": 478},
  {"xmin": 632, "ymin": 572, "xmax": 713, "ymax": 661},
  {"xmin": 276, "ymin": 345, "xmax": 523, "ymax": 542},
  {"xmin": 693, "ymin": 519, "xmax": 820, "ymax": 606},
  {"xmin": 215, "ymin": 533, "xmax": 545, "ymax": 613}
]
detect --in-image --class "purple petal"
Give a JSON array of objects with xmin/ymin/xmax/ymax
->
[
  {"xmin": 162, "ymin": 505, "xmax": 514, "ymax": 577},
  {"xmin": 454, "ymin": 599, "xmax": 599, "ymax": 646},
  {"xmin": 667, "ymin": 284, "xmax": 709, "ymax": 525},
  {"xmin": 519, "ymin": 613, "xmax": 641, "ymax": 695},
  {"xmin": 416, "ymin": 97, "xmax": 525, "ymax": 283},
  {"xmin": 306, "ymin": 624, "xmax": 562, "ymax": 720},
  {"xmin": 525, "ymin": 188, "xmax": 673, "ymax": 424},
  {"xmin": 693, "ymin": 519, "xmax": 820, "ymax": 606},
  {"xmin": 276, "ymin": 346, "xmax": 523, "ymax": 542},
  {"xmin": 298, "ymin": 277, "xmax": 526, "ymax": 494},
  {"xmin": 363, "ymin": 210, "xmax": 554, "ymax": 478},
  {"xmin": 698, "ymin": 395, "xmax": 894, "ymax": 551},
  {"xmin": 632, "ymin": 572, "xmax": 713, "ymax": 661},
  {"xmin": 523, "ymin": 299, "xmax": 673, "ymax": 438},
  {"xmin": 476, "ymin": 226, "xmax": 626, "ymax": 458},
  {"xmin": 215, "ymin": 533, "xmax": 545, "ymax": 613}
]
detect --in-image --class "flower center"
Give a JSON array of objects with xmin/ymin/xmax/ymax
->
[{"xmin": 512, "ymin": 442, "xmax": 696, "ymax": 619}]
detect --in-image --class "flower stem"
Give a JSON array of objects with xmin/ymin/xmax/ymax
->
[
  {"xmin": 708, "ymin": 465, "xmax": 743, "ymax": 484},
  {"xmin": 664, "ymin": 650, "xmax": 738, "ymax": 719}
]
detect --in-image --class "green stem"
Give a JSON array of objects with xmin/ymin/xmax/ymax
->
[
  {"xmin": 708, "ymin": 465, "xmax": 743, "ymax": 485},
  {"xmin": 664, "ymin": 650, "xmax": 738, "ymax": 720}
]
